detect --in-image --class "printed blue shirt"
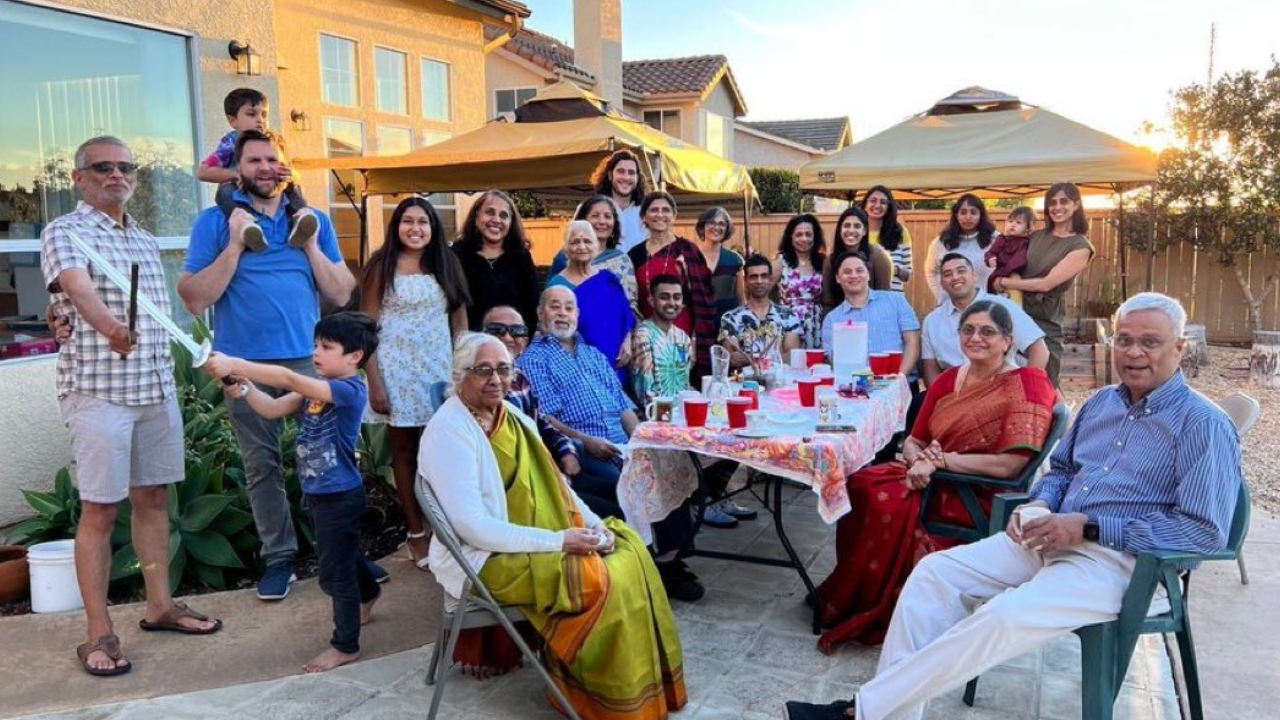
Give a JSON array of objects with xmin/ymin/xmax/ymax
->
[
  {"xmin": 184, "ymin": 188, "xmax": 342, "ymax": 360},
  {"xmin": 516, "ymin": 334, "xmax": 635, "ymax": 445},
  {"xmin": 296, "ymin": 376, "xmax": 367, "ymax": 495},
  {"xmin": 821, "ymin": 289, "xmax": 921, "ymax": 357},
  {"xmin": 1031, "ymin": 372, "xmax": 1242, "ymax": 560}
]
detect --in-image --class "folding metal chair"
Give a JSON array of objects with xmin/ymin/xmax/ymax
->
[{"xmin": 416, "ymin": 481, "xmax": 583, "ymax": 720}]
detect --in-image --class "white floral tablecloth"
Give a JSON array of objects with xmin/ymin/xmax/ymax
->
[{"xmin": 619, "ymin": 375, "xmax": 911, "ymax": 543}]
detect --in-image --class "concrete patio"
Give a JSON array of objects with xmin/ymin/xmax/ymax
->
[{"xmin": 7, "ymin": 482, "xmax": 1276, "ymax": 720}]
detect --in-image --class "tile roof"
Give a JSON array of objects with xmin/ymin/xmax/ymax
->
[
  {"xmin": 621, "ymin": 55, "xmax": 728, "ymax": 96},
  {"xmin": 487, "ymin": 28, "xmax": 741, "ymax": 102},
  {"xmin": 484, "ymin": 25, "xmax": 592, "ymax": 79},
  {"xmin": 738, "ymin": 117, "xmax": 852, "ymax": 152}
]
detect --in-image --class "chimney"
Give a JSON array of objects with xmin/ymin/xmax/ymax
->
[{"xmin": 573, "ymin": 0, "xmax": 623, "ymax": 109}]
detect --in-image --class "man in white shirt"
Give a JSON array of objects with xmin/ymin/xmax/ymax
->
[{"xmin": 921, "ymin": 253, "xmax": 1049, "ymax": 385}]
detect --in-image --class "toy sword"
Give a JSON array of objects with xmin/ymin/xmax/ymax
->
[{"xmin": 60, "ymin": 230, "xmax": 212, "ymax": 367}]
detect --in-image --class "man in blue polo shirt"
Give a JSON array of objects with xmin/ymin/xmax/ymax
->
[{"xmin": 178, "ymin": 129, "xmax": 357, "ymax": 601}]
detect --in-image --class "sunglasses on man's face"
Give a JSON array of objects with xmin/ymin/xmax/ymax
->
[
  {"xmin": 483, "ymin": 323, "xmax": 529, "ymax": 338},
  {"xmin": 81, "ymin": 161, "xmax": 139, "ymax": 176}
]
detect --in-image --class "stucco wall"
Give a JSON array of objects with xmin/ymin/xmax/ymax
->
[
  {"xmin": 485, "ymin": 52, "xmax": 554, "ymax": 117},
  {"xmin": 733, "ymin": 129, "xmax": 817, "ymax": 171},
  {"xmin": 274, "ymin": 0, "xmax": 492, "ymax": 256},
  {"xmin": 0, "ymin": 358, "xmax": 70, "ymax": 527}
]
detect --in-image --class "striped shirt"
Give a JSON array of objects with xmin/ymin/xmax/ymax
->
[
  {"xmin": 40, "ymin": 202, "xmax": 175, "ymax": 405},
  {"xmin": 1031, "ymin": 372, "xmax": 1241, "ymax": 560},
  {"xmin": 821, "ymin": 290, "xmax": 921, "ymax": 358},
  {"xmin": 508, "ymin": 370, "xmax": 577, "ymax": 461},
  {"xmin": 516, "ymin": 334, "xmax": 636, "ymax": 445}
]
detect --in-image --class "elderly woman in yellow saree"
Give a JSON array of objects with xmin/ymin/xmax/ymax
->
[{"xmin": 418, "ymin": 332, "xmax": 686, "ymax": 720}]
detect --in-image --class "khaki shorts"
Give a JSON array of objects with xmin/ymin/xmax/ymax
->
[{"xmin": 59, "ymin": 392, "xmax": 184, "ymax": 504}]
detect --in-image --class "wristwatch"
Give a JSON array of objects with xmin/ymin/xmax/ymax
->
[{"xmin": 1083, "ymin": 519, "xmax": 1100, "ymax": 542}]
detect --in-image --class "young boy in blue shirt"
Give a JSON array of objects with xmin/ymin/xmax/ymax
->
[
  {"xmin": 205, "ymin": 312, "xmax": 380, "ymax": 673},
  {"xmin": 197, "ymin": 87, "xmax": 317, "ymax": 252}
]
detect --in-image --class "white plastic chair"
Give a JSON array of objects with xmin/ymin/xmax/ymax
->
[{"xmin": 1216, "ymin": 392, "xmax": 1260, "ymax": 584}]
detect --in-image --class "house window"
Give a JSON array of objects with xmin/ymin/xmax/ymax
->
[
  {"xmin": 374, "ymin": 47, "xmax": 407, "ymax": 115},
  {"xmin": 420, "ymin": 58, "xmax": 451, "ymax": 122},
  {"xmin": 643, "ymin": 109, "xmax": 681, "ymax": 136},
  {"xmin": 324, "ymin": 117, "xmax": 364, "ymax": 203},
  {"xmin": 704, "ymin": 111, "xmax": 729, "ymax": 158},
  {"xmin": 320, "ymin": 34, "xmax": 359, "ymax": 107},
  {"xmin": 0, "ymin": 1, "xmax": 199, "ymax": 337},
  {"xmin": 495, "ymin": 87, "xmax": 537, "ymax": 116},
  {"xmin": 377, "ymin": 125, "xmax": 413, "ymax": 156}
]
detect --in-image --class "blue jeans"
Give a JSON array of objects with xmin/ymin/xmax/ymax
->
[{"xmin": 308, "ymin": 486, "xmax": 380, "ymax": 654}]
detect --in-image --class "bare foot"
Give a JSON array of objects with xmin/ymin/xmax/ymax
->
[
  {"xmin": 360, "ymin": 594, "xmax": 379, "ymax": 626},
  {"xmin": 303, "ymin": 647, "xmax": 361, "ymax": 674}
]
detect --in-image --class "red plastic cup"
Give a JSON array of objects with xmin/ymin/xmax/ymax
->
[
  {"xmin": 804, "ymin": 349, "xmax": 826, "ymax": 368},
  {"xmin": 797, "ymin": 378, "xmax": 821, "ymax": 407},
  {"xmin": 738, "ymin": 387, "xmax": 759, "ymax": 410},
  {"xmin": 726, "ymin": 397, "xmax": 752, "ymax": 429},
  {"xmin": 887, "ymin": 351, "xmax": 904, "ymax": 374},
  {"xmin": 870, "ymin": 352, "xmax": 890, "ymax": 375},
  {"xmin": 818, "ymin": 376, "xmax": 835, "ymax": 387},
  {"xmin": 683, "ymin": 397, "xmax": 710, "ymax": 427}
]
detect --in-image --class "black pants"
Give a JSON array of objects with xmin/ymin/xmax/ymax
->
[
  {"xmin": 308, "ymin": 486, "xmax": 380, "ymax": 654},
  {"xmin": 215, "ymin": 181, "xmax": 308, "ymax": 223}
]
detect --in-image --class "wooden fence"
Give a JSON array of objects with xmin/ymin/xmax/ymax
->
[{"xmin": 526, "ymin": 210, "xmax": 1280, "ymax": 343}]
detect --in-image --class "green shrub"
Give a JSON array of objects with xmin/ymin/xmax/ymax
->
[{"xmin": 748, "ymin": 167, "xmax": 815, "ymax": 214}]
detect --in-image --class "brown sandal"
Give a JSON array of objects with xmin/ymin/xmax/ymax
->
[
  {"xmin": 77, "ymin": 634, "xmax": 132, "ymax": 677},
  {"xmin": 138, "ymin": 601, "xmax": 223, "ymax": 635}
]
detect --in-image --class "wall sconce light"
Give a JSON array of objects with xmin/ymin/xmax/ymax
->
[
  {"xmin": 290, "ymin": 109, "xmax": 312, "ymax": 132},
  {"xmin": 228, "ymin": 40, "xmax": 261, "ymax": 76}
]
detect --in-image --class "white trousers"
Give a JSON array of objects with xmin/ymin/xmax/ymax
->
[{"xmin": 856, "ymin": 533, "xmax": 1139, "ymax": 720}]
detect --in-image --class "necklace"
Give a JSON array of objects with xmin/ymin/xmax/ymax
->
[{"xmin": 467, "ymin": 403, "xmax": 496, "ymax": 431}]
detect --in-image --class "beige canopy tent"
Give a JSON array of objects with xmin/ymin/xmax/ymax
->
[
  {"xmin": 800, "ymin": 87, "xmax": 1157, "ymax": 200},
  {"xmin": 294, "ymin": 81, "xmax": 757, "ymax": 258}
]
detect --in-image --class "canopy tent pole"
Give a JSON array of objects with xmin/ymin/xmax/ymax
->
[
  {"xmin": 329, "ymin": 168, "xmax": 368, "ymax": 264},
  {"xmin": 1146, "ymin": 179, "xmax": 1157, "ymax": 292},
  {"xmin": 1117, "ymin": 184, "xmax": 1128, "ymax": 299},
  {"xmin": 741, "ymin": 190, "xmax": 752, "ymax": 257}
]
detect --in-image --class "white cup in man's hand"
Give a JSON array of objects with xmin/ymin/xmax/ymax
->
[{"xmin": 1014, "ymin": 506, "xmax": 1052, "ymax": 543}]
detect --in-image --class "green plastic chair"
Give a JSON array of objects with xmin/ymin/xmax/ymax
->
[
  {"xmin": 917, "ymin": 402, "xmax": 1072, "ymax": 545},
  {"xmin": 961, "ymin": 482, "xmax": 1251, "ymax": 720}
]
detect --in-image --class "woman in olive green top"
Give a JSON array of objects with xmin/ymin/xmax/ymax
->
[{"xmin": 993, "ymin": 182, "xmax": 1094, "ymax": 385}]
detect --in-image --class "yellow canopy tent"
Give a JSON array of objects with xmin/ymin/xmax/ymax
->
[
  {"xmin": 294, "ymin": 81, "xmax": 757, "ymax": 258},
  {"xmin": 800, "ymin": 87, "xmax": 1157, "ymax": 200}
]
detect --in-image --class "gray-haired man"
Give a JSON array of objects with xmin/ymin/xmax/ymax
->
[{"xmin": 41, "ymin": 136, "xmax": 221, "ymax": 677}]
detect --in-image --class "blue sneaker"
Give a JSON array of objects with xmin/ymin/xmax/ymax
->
[
  {"xmin": 362, "ymin": 557, "xmax": 390, "ymax": 584},
  {"xmin": 257, "ymin": 561, "xmax": 296, "ymax": 601},
  {"xmin": 701, "ymin": 503, "xmax": 739, "ymax": 529}
]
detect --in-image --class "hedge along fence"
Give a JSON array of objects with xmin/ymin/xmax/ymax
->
[{"xmin": 524, "ymin": 209, "xmax": 1277, "ymax": 344}]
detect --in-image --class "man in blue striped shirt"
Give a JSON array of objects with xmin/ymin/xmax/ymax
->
[{"xmin": 786, "ymin": 292, "xmax": 1243, "ymax": 720}]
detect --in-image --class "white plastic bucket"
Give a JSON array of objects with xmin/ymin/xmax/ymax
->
[{"xmin": 27, "ymin": 540, "xmax": 83, "ymax": 613}]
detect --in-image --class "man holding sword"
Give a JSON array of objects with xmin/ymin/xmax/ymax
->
[{"xmin": 41, "ymin": 136, "xmax": 222, "ymax": 678}]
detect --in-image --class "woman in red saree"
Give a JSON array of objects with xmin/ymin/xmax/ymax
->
[{"xmin": 814, "ymin": 300, "xmax": 1056, "ymax": 653}]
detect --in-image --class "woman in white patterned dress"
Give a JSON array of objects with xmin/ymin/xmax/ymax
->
[{"xmin": 360, "ymin": 197, "xmax": 470, "ymax": 567}]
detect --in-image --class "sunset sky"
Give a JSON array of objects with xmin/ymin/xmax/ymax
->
[{"xmin": 524, "ymin": 0, "xmax": 1280, "ymax": 151}]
